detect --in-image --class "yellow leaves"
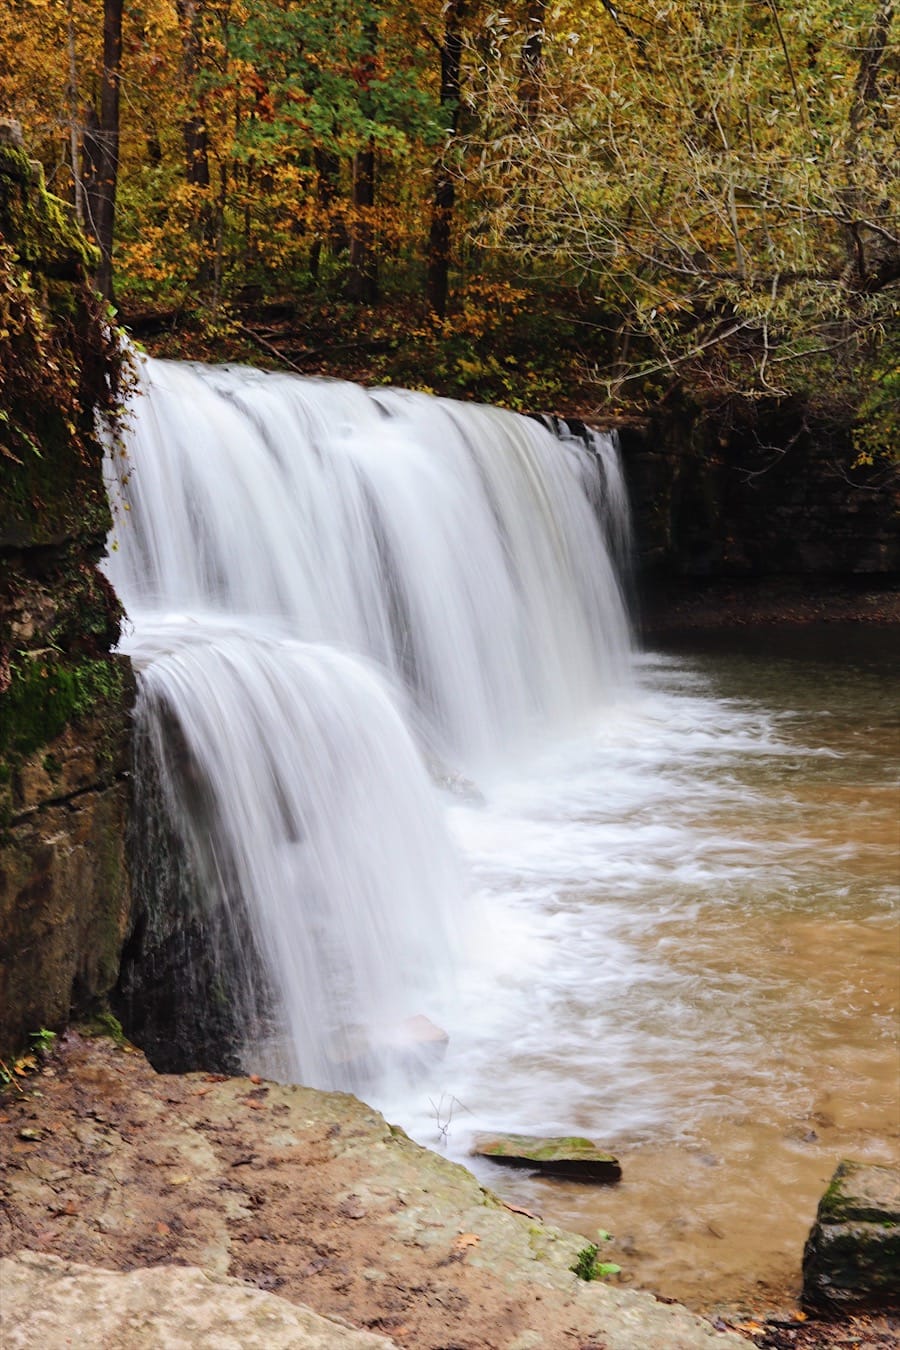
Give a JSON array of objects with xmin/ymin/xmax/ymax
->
[{"xmin": 0, "ymin": 1051, "xmax": 38, "ymax": 1092}]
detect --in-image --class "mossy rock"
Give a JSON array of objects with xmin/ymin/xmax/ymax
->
[
  {"xmin": 0, "ymin": 139, "xmax": 129, "ymax": 542},
  {"xmin": 802, "ymin": 1160, "xmax": 900, "ymax": 1313},
  {"xmin": 471, "ymin": 1133, "xmax": 622, "ymax": 1183}
]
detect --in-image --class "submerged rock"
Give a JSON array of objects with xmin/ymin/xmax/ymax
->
[
  {"xmin": 471, "ymin": 1132, "xmax": 622, "ymax": 1183},
  {"xmin": 802, "ymin": 1159, "xmax": 900, "ymax": 1313}
]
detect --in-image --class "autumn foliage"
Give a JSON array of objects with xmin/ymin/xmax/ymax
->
[{"xmin": 0, "ymin": 0, "xmax": 896, "ymax": 424}]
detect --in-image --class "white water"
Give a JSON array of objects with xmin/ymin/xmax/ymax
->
[
  {"xmin": 105, "ymin": 363, "xmax": 899, "ymax": 1306},
  {"xmin": 105, "ymin": 359, "xmax": 899, "ymax": 1308},
  {"xmin": 105, "ymin": 356, "xmax": 633, "ymax": 1088}
]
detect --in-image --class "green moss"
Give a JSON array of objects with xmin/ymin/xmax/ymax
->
[
  {"xmin": 0, "ymin": 654, "xmax": 126, "ymax": 761},
  {"xmin": 0, "ymin": 142, "xmax": 132, "ymax": 524},
  {"xmin": 817, "ymin": 1161, "xmax": 900, "ymax": 1226},
  {"xmin": 0, "ymin": 144, "xmax": 98, "ymax": 275},
  {"xmin": 78, "ymin": 1008, "xmax": 127, "ymax": 1046}
]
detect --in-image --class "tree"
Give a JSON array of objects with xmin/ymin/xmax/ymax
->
[
  {"xmin": 463, "ymin": 0, "xmax": 899, "ymax": 401},
  {"xmin": 425, "ymin": 0, "xmax": 468, "ymax": 317},
  {"xmin": 91, "ymin": 0, "xmax": 123, "ymax": 299}
]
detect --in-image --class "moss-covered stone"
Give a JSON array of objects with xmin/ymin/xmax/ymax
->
[
  {"xmin": 0, "ymin": 135, "xmax": 130, "ymax": 548},
  {"xmin": 802, "ymin": 1160, "xmax": 900, "ymax": 1314},
  {"xmin": 471, "ymin": 1133, "xmax": 622, "ymax": 1183}
]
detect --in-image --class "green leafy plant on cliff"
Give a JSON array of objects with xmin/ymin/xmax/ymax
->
[{"xmin": 0, "ymin": 145, "xmax": 135, "ymax": 541}]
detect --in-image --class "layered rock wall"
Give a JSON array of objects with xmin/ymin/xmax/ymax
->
[
  {"xmin": 618, "ymin": 399, "xmax": 899, "ymax": 584},
  {"xmin": 0, "ymin": 127, "xmax": 133, "ymax": 1059}
]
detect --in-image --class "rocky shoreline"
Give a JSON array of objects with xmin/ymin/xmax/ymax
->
[
  {"xmin": 0, "ymin": 1033, "xmax": 739, "ymax": 1349},
  {"xmin": 634, "ymin": 579, "xmax": 900, "ymax": 638},
  {"xmin": 1, "ymin": 1034, "xmax": 897, "ymax": 1349}
]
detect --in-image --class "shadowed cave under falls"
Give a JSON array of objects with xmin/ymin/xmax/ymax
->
[{"xmin": 104, "ymin": 358, "xmax": 898, "ymax": 1308}]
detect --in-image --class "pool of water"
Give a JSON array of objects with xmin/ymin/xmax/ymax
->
[{"xmin": 374, "ymin": 625, "xmax": 900, "ymax": 1315}]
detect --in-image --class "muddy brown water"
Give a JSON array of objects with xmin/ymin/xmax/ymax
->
[{"xmin": 397, "ymin": 626, "xmax": 899, "ymax": 1319}]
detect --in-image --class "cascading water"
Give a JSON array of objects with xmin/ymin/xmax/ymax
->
[
  {"xmin": 105, "ymin": 356, "xmax": 633, "ymax": 1088},
  {"xmin": 105, "ymin": 356, "xmax": 898, "ymax": 1309}
]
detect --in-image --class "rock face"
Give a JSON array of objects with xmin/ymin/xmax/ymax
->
[
  {"xmin": 802, "ymin": 1160, "xmax": 900, "ymax": 1314},
  {"xmin": 617, "ymin": 398, "xmax": 900, "ymax": 585},
  {"xmin": 0, "ymin": 1251, "xmax": 399, "ymax": 1349},
  {"xmin": 0, "ymin": 138, "xmax": 133, "ymax": 1058},
  {"xmin": 0, "ymin": 1034, "xmax": 740, "ymax": 1350},
  {"xmin": 471, "ymin": 1132, "xmax": 623, "ymax": 1182}
]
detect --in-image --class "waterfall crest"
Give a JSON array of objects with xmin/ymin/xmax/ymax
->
[{"xmin": 105, "ymin": 357, "xmax": 632, "ymax": 1088}]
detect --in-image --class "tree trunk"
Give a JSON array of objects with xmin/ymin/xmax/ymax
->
[
  {"xmin": 66, "ymin": 0, "xmax": 83, "ymax": 224},
  {"xmin": 93, "ymin": 0, "xmax": 123, "ymax": 300},
  {"xmin": 310, "ymin": 148, "xmax": 347, "ymax": 279},
  {"xmin": 80, "ymin": 102, "xmax": 102, "ymax": 250},
  {"xmin": 425, "ymin": 0, "xmax": 466, "ymax": 319},
  {"xmin": 176, "ymin": 0, "xmax": 213, "ymax": 284},
  {"xmin": 347, "ymin": 140, "xmax": 379, "ymax": 303},
  {"xmin": 346, "ymin": 14, "xmax": 380, "ymax": 305}
]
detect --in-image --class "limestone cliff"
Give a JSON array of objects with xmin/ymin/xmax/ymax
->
[
  {"xmin": 618, "ymin": 397, "xmax": 899, "ymax": 584},
  {"xmin": 0, "ymin": 124, "xmax": 133, "ymax": 1059}
]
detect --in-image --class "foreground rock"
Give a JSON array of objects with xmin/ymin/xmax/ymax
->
[
  {"xmin": 472, "ymin": 1132, "xmax": 623, "ymax": 1183},
  {"xmin": 0, "ymin": 1251, "xmax": 397, "ymax": 1349},
  {"xmin": 802, "ymin": 1160, "xmax": 900, "ymax": 1314},
  {"xmin": 0, "ymin": 1034, "xmax": 738, "ymax": 1350}
]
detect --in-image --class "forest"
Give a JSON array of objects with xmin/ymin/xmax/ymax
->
[{"xmin": 1, "ymin": 0, "xmax": 897, "ymax": 440}]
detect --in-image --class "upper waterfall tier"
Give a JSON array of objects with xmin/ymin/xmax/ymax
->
[{"xmin": 105, "ymin": 358, "xmax": 632, "ymax": 773}]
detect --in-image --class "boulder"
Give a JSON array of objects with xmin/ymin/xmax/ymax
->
[
  {"xmin": 0, "ymin": 1251, "xmax": 398, "ymax": 1349},
  {"xmin": 802, "ymin": 1159, "xmax": 900, "ymax": 1313},
  {"xmin": 471, "ymin": 1132, "xmax": 622, "ymax": 1182}
]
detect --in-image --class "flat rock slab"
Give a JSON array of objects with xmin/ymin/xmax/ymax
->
[
  {"xmin": 472, "ymin": 1131, "xmax": 623, "ymax": 1182},
  {"xmin": 0, "ymin": 1251, "xmax": 397, "ymax": 1349},
  {"xmin": 0, "ymin": 1033, "xmax": 737, "ymax": 1350},
  {"xmin": 802, "ymin": 1160, "xmax": 900, "ymax": 1314}
]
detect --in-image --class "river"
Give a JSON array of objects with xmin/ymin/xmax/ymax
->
[{"xmin": 377, "ymin": 626, "xmax": 899, "ymax": 1314}]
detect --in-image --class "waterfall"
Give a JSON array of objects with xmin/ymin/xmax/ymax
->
[{"xmin": 105, "ymin": 357, "xmax": 632, "ymax": 1089}]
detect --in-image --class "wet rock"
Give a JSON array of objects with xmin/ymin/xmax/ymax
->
[
  {"xmin": 802, "ymin": 1160, "xmax": 900, "ymax": 1313},
  {"xmin": 472, "ymin": 1132, "xmax": 622, "ymax": 1183},
  {"xmin": 0, "ymin": 1251, "xmax": 398, "ymax": 1348},
  {"xmin": 0, "ymin": 135, "xmax": 133, "ymax": 1061},
  {"xmin": 426, "ymin": 757, "xmax": 485, "ymax": 804}
]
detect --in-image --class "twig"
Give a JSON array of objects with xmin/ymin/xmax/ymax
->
[
  {"xmin": 236, "ymin": 323, "xmax": 308, "ymax": 376},
  {"xmin": 0, "ymin": 1058, "xmax": 25, "ymax": 1093}
]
